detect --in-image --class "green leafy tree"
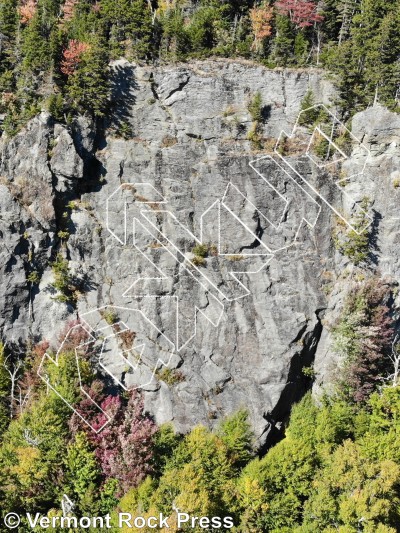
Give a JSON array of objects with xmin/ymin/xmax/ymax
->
[
  {"xmin": 0, "ymin": 393, "xmax": 69, "ymax": 512},
  {"xmin": 152, "ymin": 423, "xmax": 181, "ymax": 477},
  {"xmin": 360, "ymin": 386, "xmax": 400, "ymax": 463},
  {"xmin": 151, "ymin": 425, "xmax": 234, "ymax": 517},
  {"xmin": 218, "ymin": 409, "xmax": 253, "ymax": 469},
  {"xmin": 302, "ymin": 440, "xmax": 400, "ymax": 531},
  {"xmin": 65, "ymin": 431, "xmax": 101, "ymax": 513},
  {"xmin": 234, "ymin": 459, "xmax": 269, "ymax": 532}
]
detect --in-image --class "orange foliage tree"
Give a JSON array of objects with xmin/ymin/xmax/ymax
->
[
  {"xmin": 250, "ymin": 2, "xmax": 273, "ymax": 52},
  {"xmin": 19, "ymin": 0, "xmax": 37, "ymax": 24}
]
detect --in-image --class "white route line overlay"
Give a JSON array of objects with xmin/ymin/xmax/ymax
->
[
  {"xmin": 274, "ymin": 103, "xmax": 373, "ymax": 234},
  {"xmin": 37, "ymin": 323, "xmax": 112, "ymax": 433},
  {"xmin": 38, "ymin": 103, "xmax": 374, "ymax": 430}
]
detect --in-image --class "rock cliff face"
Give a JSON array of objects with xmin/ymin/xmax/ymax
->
[{"xmin": 1, "ymin": 59, "xmax": 399, "ymax": 445}]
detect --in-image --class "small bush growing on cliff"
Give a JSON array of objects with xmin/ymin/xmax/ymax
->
[
  {"xmin": 114, "ymin": 121, "xmax": 133, "ymax": 139},
  {"xmin": 191, "ymin": 255, "xmax": 207, "ymax": 267},
  {"xmin": 248, "ymin": 92, "xmax": 263, "ymax": 122},
  {"xmin": 333, "ymin": 197, "xmax": 371, "ymax": 265},
  {"xmin": 247, "ymin": 92, "xmax": 264, "ymax": 149},
  {"xmin": 51, "ymin": 253, "xmax": 73, "ymax": 303},
  {"xmin": 247, "ymin": 120, "xmax": 262, "ymax": 149},
  {"xmin": 191, "ymin": 243, "xmax": 209, "ymax": 267},
  {"xmin": 192, "ymin": 243, "xmax": 208, "ymax": 258},
  {"xmin": 102, "ymin": 309, "xmax": 119, "ymax": 325},
  {"xmin": 156, "ymin": 367, "xmax": 185, "ymax": 386}
]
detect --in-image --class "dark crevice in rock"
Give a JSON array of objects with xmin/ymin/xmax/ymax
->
[
  {"xmin": 74, "ymin": 124, "xmax": 107, "ymax": 195},
  {"xmin": 150, "ymin": 73, "xmax": 160, "ymax": 100},
  {"xmin": 258, "ymin": 311, "xmax": 324, "ymax": 455},
  {"xmin": 239, "ymin": 214, "xmax": 263, "ymax": 252},
  {"xmin": 118, "ymin": 160, "xmax": 125, "ymax": 183},
  {"xmin": 368, "ymin": 208, "xmax": 382, "ymax": 267},
  {"xmin": 164, "ymin": 76, "xmax": 190, "ymax": 101},
  {"xmin": 289, "ymin": 322, "xmax": 309, "ymax": 346},
  {"xmin": 186, "ymin": 132, "xmax": 217, "ymax": 141}
]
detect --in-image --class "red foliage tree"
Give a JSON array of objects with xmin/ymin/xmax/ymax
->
[
  {"xmin": 68, "ymin": 379, "xmax": 111, "ymax": 434},
  {"xmin": 14, "ymin": 340, "xmax": 50, "ymax": 410},
  {"xmin": 275, "ymin": 0, "xmax": 324, "ymax": 28},
  {"xmin": 90, "ymin": 391, "xmax": 157, "ymax": 494},
  {"xmin": 351, "ymin": 286, "xmax": 394, "ymax": 403},
  {"xmin": 56, "ymin": 319, "xmax": 92, "ymax": 352},
  {"xmin": 70, "ymin": 387, "xmax": 157, "ymax": 493},
  {"xmin": 60, "ymin": 40, "xmax": 90, "ymax": 76}
]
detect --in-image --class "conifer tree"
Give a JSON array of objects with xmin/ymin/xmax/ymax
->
[
  {"xmin": 20, "ymin": 11, "xmax": 51, "ymax": 73},
  {"xmin": 159, "ymin": 6, "xmax": 190, "ymax": 60},
  {"xmin": 0, "ymin": 0, "xmax": 17, "ymax": 39},
  {"xmin": 272, "ymin": 13, "xmax": 295, "ymax": 65},
  {"xmin": 218, "ymin": 409, "xmax": 253, "ymax": 469},
  {"xmin": 128, "ymin": 0, "xmax": 154, "ymax": 59},
  {"xmin": 66, "ymin": 36, "xmax": 110, "ymax": 116}
]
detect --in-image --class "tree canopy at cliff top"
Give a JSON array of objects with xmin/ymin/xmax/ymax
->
[{"xmin": 0, "ymin": 0, "xmax": 399, "ymax": 131}]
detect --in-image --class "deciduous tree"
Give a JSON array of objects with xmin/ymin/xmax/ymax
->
[
  {"xmin": 275, "ymin": 0, "xmax": 324, "ymax": 28},
  {"xmin": 60, "ymin": 39, "xmax": 90, "ymax": 75},
  {"xmin": 91, "ymin": 391, "xmax": 157, "ymax": 494},
  {"xmin": 249, "ymin": 2, "xmax": 273, "ymax": 52},
  {"xmin": 19, "ymin": 0, "xmax": 36, "ymax": 24}
]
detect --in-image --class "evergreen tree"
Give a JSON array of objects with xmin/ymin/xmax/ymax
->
[
  {"xmin": 20, "ymin": 11, "xmax": 51, "ymax": 73},
  {"xmin": 99, "ymin": 0, "xmax": 131, "ymax": 56},
  {"xmin": 64, "ymin": 0, "xmax": 101, "ymax": 41},
  {"xmin": 0, "ymin": 0, "xmax": 17, "ymax": 39},
  {"xmin": 0, "ymin": 393, "xmax": 70, "ymax": 511},
  {"xmin": 326, "ymin": 0, "xmax": 400, "ymax": 111},
  {"xmin": 66, "ymin": 36, "xmax": 110, "ymax": 116},
  {"xmin": 159, "ymin": 6, "xmax": 190, "ymax": 60},
  {"xmin": 302, "ymin": 440, "xmax": 400, "ymax": 531},
  {"xmin": 272, "ymin": 13, "xmax": 295, "ymax": 66},
  {"xmin": 128, "ymin": 0, "xmax": 154, "ymax": 59},
  {"xmin": 187, "ymin": 3, "xmax": 230, "ymax": 55}
]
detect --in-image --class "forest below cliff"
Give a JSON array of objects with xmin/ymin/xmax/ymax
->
[
  {"xmin": 0, "ymin": 0, "xmax": 399, "ymax": 136},
  {"xmin": 1, "ymin": 278, "xmax": 400, "ymax": 531}
]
